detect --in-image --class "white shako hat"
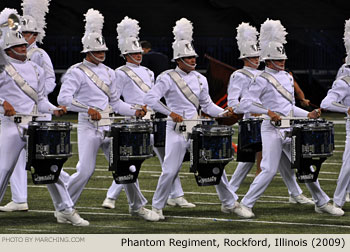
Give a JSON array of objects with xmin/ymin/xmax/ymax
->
[
  {"xmin": 236, "ymin": 22, "xmax": 260, "ymax": 59},
  {"xmin": 81, "ymin": 8, "xmax": 108, "ymax": 53},
  {"xmin": 116, "ymin": 16, "xmax": 143, "ymax": 56},
  {"xmin": 172, "ymin": 17, "xmax": 198, "ymax": 61},
  {"xmin": 21, "ymin": 0, "xmax": 51, "ymax": 44},
  {"xmin": 0, "ymin": 8, "xmax": 27, "ymax": 50},
  {"xmin": 259, "ymin": 19, "xmax": 288, "ymax": 61}
]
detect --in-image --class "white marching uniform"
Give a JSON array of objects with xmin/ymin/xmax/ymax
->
[
  {"xmin": 0, "ymin": 55, "xmax": 73, "ymax": 212},
  {"xmin": 228, "ymin": 67, "xmax": 260, "ymax": 192},
  {"xmin": 144, "ymin": 66, "xmax": 239, "ymax": 210},
  {"xmin": 58, "ymin": 59, "xmax": 148, "ymax": 211},
  {"xmin": 228, "ymin": 67, "xmax": 303, "ymax": 197},
  {"xmin": 320, "ymin": 74, "xmax": 350, "ymax": 207},
  {"xmin": 106, "ymin": 62, "xmax": 184, "ymax": 201},
  {"xmin": 238, "ymin": 67, "xmax": 330, "ymax": 208},
  {"xmin": 9, "ymin": 42, "xmax": 57, "ymax": 205}
]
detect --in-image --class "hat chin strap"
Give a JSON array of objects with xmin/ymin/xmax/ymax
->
[
  {"xmin": 89, "ymin": 51, "xmax": 105, "ymax": 63},
  {"xmin": 180, "ymin": 58, "xmax": 196, "ymax": 70},
  {"xmin": 127, "ymin": 53, "xmax": 142, "ymax": 64},
  {"xmin": 271, "ymin": 60, "xmax": 285, "ymax": 71},
  {"xmin": 24, "ymin": 33, "xmax": 35, "ymax": 43},
  {"xmin": 246, "ymin": 57, "xmax": 259, "ymax": 68},
  {"xmin": 10, "ymin": 48, "xmax": 27, "ymax": 58}
]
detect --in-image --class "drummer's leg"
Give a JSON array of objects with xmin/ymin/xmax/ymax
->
[
  {"xmin": 0, "ymin": 122, "xmax": 26, "ymax": 203},
  {"xmin": 9, "ymin": 149, "xmax": 28, "ymax": 204},
  {"xmin": 152, "ymin": 127, "xmax": 187, "ymax": 210},
  {"xmin": 67, "ymin": 123, "xmax": 102, "ymax": 205},
  {"xmin": 229, "ymin": 161, "xmax": 255, "ymax": 193}
]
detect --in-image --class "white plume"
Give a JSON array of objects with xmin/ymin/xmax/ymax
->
[
  {"xmin": 116, "ymin": 16, "xmax": 140, "ymax": 51},
  {"xmin": 344, "ymin": 19, "xmax": 350, "ymax": 54},
  {"xmin": 236, "ymin": 22, "xmax": 258, "ymax": 52},
  {"xmin": 22, "ymin": 0, "xmax": 51, "ymax": 44},
  {"xmin": 173, "ymin": 18, "xmax": 193, "ymax": 42},
  {"xmin": 83, "ymin": 8, "xmax": 104, "ymax": 38},
  {"xmin": 259, "ymin": 19, "xmax": 287, "ymax": 54}
]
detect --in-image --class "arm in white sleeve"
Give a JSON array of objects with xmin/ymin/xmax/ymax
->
[
  {"xmin": 293, "ymin": 105, "xmax": 309, "ymax": 117},
  {"xmin": 144, "ymin": 75, "xmax": 172, "ymax": 116},
  {"xmin": 198, "ymin": 77, "xmax": 224, "ymax": 117},
  {"xmin": 110, "ymin": 72, "xmax": 135, "ymax": 116},
  {"xmin": 57, "ymin": 69, "xmax": 88, "ymax": 112},
  {"xmin": 236, "ymin": 77, "xmax": 269, "ymax": 114},
  {"xmin": 320, "ymin": 79, "xmax": 349, "ymax": 113},
  {"xmin": 36, "ymin": 67, "xmax": 56, "ymax": 114},
  {"xmin": 227, "ymin": 73, "xmax": 245, "ymax": 108},
  {"xmin": 31, "ymin": 50, "xmax": 57, "ymax": 95}
]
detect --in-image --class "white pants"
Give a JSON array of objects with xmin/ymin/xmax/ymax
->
[
  {"xmin": 333, "ymin": 121, "xmax": 350, "ymax": 207},
  {"xmin": 0, "ymin": 118, "xmax": 73, "ymax": 211},
  {"xmin": 7, "ymin": 114, "xmax": 52, "ymax": 204},
  {"xmin": 241, "ymin": 123, "xmax": 330, "ymax": 208},
  {"xmin": 152, "ymin": 121, "xmax": 238, "ymax": 210},
  {"xmin": 64, "ymin": 118, "xmax": 146, "ymax": 211},
  {"xmin": 229, "ymin": 154, "xmax": 303, "ymax": 197},
  {"xmin": 106, "ymin": 135, "xmax": 185, "ymax": 200}
]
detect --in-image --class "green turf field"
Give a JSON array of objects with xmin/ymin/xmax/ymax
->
[{"xmin": 0, "ymin": 113, "xmax": 349, "ymax": 234}]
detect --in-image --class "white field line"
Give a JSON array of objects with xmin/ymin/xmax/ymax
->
[{"xmin": 27, "ymin": 209, "xmax": 350, "ymax": 230}]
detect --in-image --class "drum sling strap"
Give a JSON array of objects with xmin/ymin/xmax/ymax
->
[
  {"xmin": 331, "ymin": 76, "xmax": 350, "ymax": 110},
  {"xmin": 78, "ymin": 63, "xmax": 111, "ymax": 100},
  {"xmin": 27, "ymin": 48, "xmax": 42, "ymax": 60},
  {"xmin": 260, "ymin": 72, "xmax": 294, "ymax": 127},
  {"xmin": 77, "ymin": 63, "xmax": 113, "ymax": 126},
  {"xmin": 235, "ymin": 68, "xmax": 254, "ymax": 79},
  {"xmin": 260, "ymin": 72, "xmax": 293, "ymax": 103},
  {"xmin": 5, "ymin": 63, "xmax": 38, "ymax": 103},
  {"xmin": 119, "ymin": 66, "xmax": 151, "ymax": 93},
  {"xmin": 168, "ymin": 70, "xmax": 199, "ymax": 110},
  {"xmin": 341, "ymin": 76, "xmax": 350, "ymax": 86}
]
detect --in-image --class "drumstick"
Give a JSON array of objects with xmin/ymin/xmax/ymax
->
[
  {"xmin": 218, "ymin": 110, "xmax": 228, "ymax": 116},
  {"xmin": 49, "ymin": 107, "xmax": 70, "ymax": 112}
]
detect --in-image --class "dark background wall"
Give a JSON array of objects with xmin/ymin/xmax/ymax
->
[{"xmin": 2, "ymin": 0, "xmax": 350, "ymax": 105}]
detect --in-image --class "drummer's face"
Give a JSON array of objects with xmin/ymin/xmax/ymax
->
[{"xmin": 266, "ymin": 59, "xmax": 285, "ymax": 71}]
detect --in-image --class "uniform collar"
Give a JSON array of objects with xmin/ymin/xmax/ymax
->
[
  {"xmin": 126, "ymin": 62, "xmax": 140, "ymax": 68},
  {"xmin": 175, "ymin": 66, "xmax": 192, "ymax": 76},
  {"xmin": 6, "ymin": 54, "xmax": 27, "ymax": 64},
  {"xmin": 243, "ymin": 66, "xmax": 257, "ymax": 71},
  {"xmin": 83, "ymin": 59, "xmax": 99, "ymax": 68},
  {"xmin": 27, "ymin": 42, "xmax": 38, "ymax": 51},
  {"xmin": 265, "ymin": 67, "xmax": 280, "ymax": 74}
]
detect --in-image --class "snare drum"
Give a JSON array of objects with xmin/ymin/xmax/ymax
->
[
  {"xmin": 109, "ymin": 120, "xmax": 153, "ymax": 184},
  {"xmin": 291, "ymin": 119, "xmax": 334, "ymax": 158},
  {"xmin": 191, "ymin": 124, "xmax": 234, "ymax": 163},
  {"xmin": 190, "ymin": 124, "xmax": 234, "ymax": 186},
  {"xmin": 27, "ymin": 121, "xmax": 72, "ymax": 159},
  {"xmin": 26, "ymin": 121, "xmax": 72, "ymax": 184},
  {"xmin": 152, "ymin": 118, "xmax": 166, "ymax": 147},
  {"xmin": 238, "ymin": 118, "xmax": 262, "ymax": 151},
  {"xmin": 110, "ymin": 120, "xmax": 153, "ymax": 161}
]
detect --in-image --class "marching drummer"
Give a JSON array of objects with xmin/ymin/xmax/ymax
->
[
  {"xmin": 228, "ymin": 22, "xmax": 314, "ymax": 206},
  {"xmin": 320, "ymin": 18, "xmax": 350, "ymax": 213},
  {"xmin": 57, "ymin": 9, "xmax": 159, "ymax": 222},
  {"xmin": 0, "ymin": 10, "xmax": 83, "ymax": 225},
  {"xmin": 101, "ymin": 17, "xmax": 195, "ymax": 210},
  {"xmin": 0, "ymin": 0, "xmax": 57, "ymax": 213},
  {"xmin": 235, "ymin": 19, "xmax": 343, "ymax": 218},
  {"xmin": 144, "ymin": 18, "xmax": 253, "ymax": 219}
]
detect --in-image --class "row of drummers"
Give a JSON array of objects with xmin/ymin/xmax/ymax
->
[{"xmin": 25, "ymin": 112, "xmax": 334, "ymax": 187}]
